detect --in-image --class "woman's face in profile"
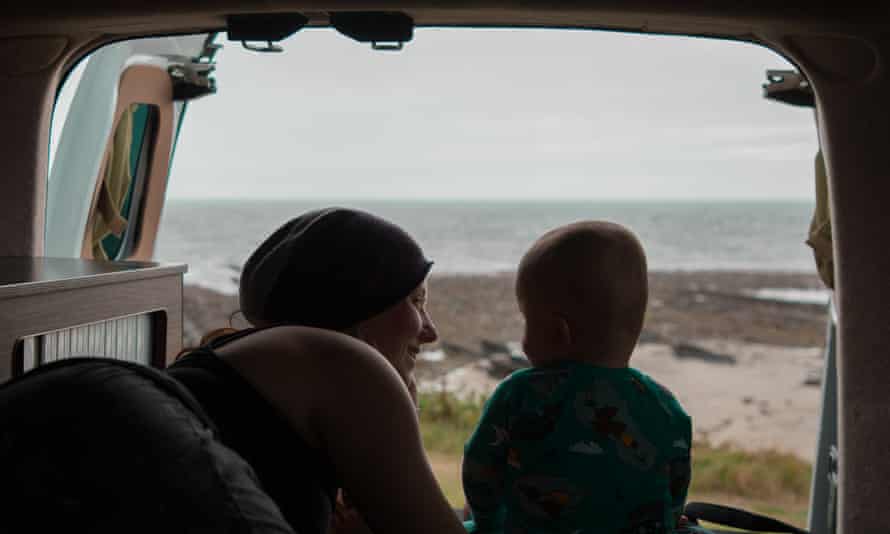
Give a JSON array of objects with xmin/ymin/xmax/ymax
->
[{"xmin": 356, "ymin": 280, "xmax": 438, "ymax": 402}]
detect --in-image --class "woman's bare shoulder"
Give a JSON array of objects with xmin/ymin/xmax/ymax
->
[
  {"xmin": 218, "ymin": 326, "xmax": 378, "ymax": 363},
  {"xmin": 217, "ymin": 326, "xmax": 404, "ymax": 397},
  {"xmin": 215, "ymin": 326, "xmax": 410, "ymax": 447}
]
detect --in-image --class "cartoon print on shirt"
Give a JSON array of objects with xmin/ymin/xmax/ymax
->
[
  {"xmin": 514, "ymin": 475, "xmax": 583, "ymax": 521},
  {"xmin": 574, "ymin": 380, "xmax": 657, "ymax": 470}
]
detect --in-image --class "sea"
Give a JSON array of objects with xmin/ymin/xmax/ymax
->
[{"xmin": 155, "ymin": 199, "xmax": 829, "ymax": 303}]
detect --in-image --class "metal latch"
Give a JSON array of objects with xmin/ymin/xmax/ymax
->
[
  {"xmin": 165, "ymin": 56, "xmax": 217, "ymax": 101},
  {"xmin": 826, "ymin": 444, "xmax": 839, "ymax": 533},
  {"xmin": 226, "ymin": 13, "xmax": 309, "ymax": 54},
  {"xmin": 331, "ymin": 12, "xmax": 414, "ymax": 52},
  {"xmin": 763, "ymin": 69, "xmax": 815, "ymax": 108}
]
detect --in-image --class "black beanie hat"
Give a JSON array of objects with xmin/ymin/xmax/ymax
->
[{"xmin": 239, "ymin": 207, "xmax": 433, "ymax": 330}]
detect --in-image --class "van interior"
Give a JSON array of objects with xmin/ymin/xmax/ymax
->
[{"xmin": 1, "ymin": 4, "xmax": 889, "ymax": 533}]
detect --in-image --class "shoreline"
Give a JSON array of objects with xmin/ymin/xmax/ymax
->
[
  {"xmin": 182, "ymin": 269, "xmax": 829, "ymax": 461},
  {"xmin": 184, "ymin": 269, "xmax": 827, "ymax": 351}
]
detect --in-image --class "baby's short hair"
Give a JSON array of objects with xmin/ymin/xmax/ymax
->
[{"xmin": 517, "ymin": 221, "xmax": 648, "ymax": 350}]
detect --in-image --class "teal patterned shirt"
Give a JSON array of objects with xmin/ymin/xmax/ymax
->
[{"xmin": 462, "ymin": 361, "xmax": 692, "ymax": 534}]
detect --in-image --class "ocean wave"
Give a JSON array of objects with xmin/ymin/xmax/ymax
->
[
  {"xmin": 181, "ymin": 263, "xmax": 240, "ymax": 295},
  {"xmin": 743, "ymin": 288, "xmax": 831, "ymax": 305}
]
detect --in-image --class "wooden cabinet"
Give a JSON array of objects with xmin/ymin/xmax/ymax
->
[{"xmin": 0, "ymin": 257, "xmax": 185, "ymax": 381}]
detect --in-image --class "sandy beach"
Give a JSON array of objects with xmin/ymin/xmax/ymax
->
[{"xmin": 182, "ymin": 270, "xmax": 829, "ymax": 461}]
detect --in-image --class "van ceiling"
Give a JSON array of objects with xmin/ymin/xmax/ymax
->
[{"xmin": 1, "ymin": 2, "xmax": 886, "ymax": 40}]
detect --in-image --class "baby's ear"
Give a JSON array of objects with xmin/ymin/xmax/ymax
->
[{"xmin": 551, "ymin": 313, "xmax": 573, "ymax": 348}]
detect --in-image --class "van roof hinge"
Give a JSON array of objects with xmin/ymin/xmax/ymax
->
[
  {"xmin": 226, "ymin": 13, "xmax": 310, "ymax": 53},
  {"xmin": 330, "ymin": 12, "xmax": 414, "ymax": 52},
  {"xmin": 166, "ymin": 58, "xmax": 217, "ymax": 101}
]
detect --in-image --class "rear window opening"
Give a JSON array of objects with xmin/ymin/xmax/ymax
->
[{"xmin": 54, "ymin": 27, "xmax": 827, "ymax": 529}]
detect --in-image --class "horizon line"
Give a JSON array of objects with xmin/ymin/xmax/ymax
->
[{"xmin": 166, "ymin": 196, "xmax": 815, "ymax": 203}]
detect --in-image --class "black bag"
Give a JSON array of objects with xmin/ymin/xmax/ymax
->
[{"xmin": 0, "ymin": 357, "xmax": 294, "ymax": 533}]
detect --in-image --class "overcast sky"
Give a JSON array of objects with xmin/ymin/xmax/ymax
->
[{"xmin": 160, "ymin": 29, "xmax": 818, "ymax": 201}]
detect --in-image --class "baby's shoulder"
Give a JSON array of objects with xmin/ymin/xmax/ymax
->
[
  {"xmin": 490, "ymin": 368, "xmax": 535, "ymax": 398},
  {"xmin": 628, "ymin": 368, "xmax": 689, "ymax": 419},
  {"xmin": 492, "ymin": 365, "xmax": 575, "ymax": 400},
  {"xmin": 506, "ymin": 364, "xmax": 576, "ymax": 389},
  {"xmin": 632, "ymin": 369, "xmax": 676, "ymax": 398}
]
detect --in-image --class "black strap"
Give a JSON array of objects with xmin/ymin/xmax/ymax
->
[{"xmin": 685, "ymin": 502, "xmax": 809, "ymax": 534}]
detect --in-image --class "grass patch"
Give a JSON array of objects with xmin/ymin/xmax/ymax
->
[
  {"xmin": 418, "ymin": 391, "xmax": 813, "ymax": 528},
  {"xmin": 690, "ymin": 442, "xmax": 811, "ymax": 504},
  {"xmin": 418, "ymin": 390, "xmax": 487, "ymax": 456},
  {"xmin": 428, "ymin": 452, "xmax": 465, "ymax": 505}
]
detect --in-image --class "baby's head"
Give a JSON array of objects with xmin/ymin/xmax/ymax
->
[{"xmin": 516, "ymin": 221, "xmax": 648, "ymax": 368}]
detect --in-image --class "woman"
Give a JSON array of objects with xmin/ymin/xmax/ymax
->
[{"xmin": 167, "ymin": 207, "xmax": 465, "ymax": 534}]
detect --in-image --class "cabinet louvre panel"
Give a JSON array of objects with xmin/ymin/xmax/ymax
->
[{"xmin": 20, "ymin": 313, "xmax": 154, "ymax": 372}]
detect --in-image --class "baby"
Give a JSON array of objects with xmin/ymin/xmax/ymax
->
[{"xmin": 462, "ymin": 221, "xmax": 692, "ymax": 534}]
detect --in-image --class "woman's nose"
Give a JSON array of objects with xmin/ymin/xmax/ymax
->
[{"xmin": 419, "ymin": 313, "xmax": 439, "ymax": 344}]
